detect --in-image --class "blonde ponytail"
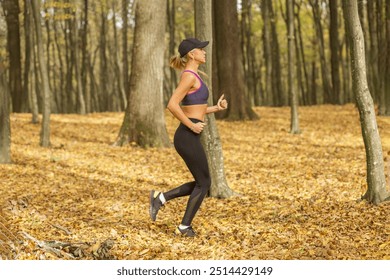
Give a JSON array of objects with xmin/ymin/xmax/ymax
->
[{"xmin": 169, "ymin": 54, "xmax": 188, "ymax": 70}]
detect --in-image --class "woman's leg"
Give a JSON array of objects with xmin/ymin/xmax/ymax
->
[{"xmin": 173, "ymin": 121, "xmax": 211, "ymax": 226}]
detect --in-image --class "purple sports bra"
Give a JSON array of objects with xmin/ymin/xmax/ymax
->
[{"xmin": 181, "ymin": 70, "xmax": 209, "ymax": 106}]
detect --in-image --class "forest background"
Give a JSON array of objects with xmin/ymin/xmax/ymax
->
[{"xmin": 0, "ymin": 0, "xmax": 390, "ymax": 260}]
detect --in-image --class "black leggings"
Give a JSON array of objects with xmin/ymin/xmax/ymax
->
[{"xmin": 163, "ymin": 118, "xmax": 211, "ymax": 226}]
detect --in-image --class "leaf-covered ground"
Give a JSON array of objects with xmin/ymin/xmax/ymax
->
[{"xmin": 1, "ymin": 105, "xmax": 390, "ymax": 260}]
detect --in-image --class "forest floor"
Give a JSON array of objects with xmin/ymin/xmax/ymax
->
[{"xmin": 1, "ymin": 104, "xmax": 390, "ymax": 260}]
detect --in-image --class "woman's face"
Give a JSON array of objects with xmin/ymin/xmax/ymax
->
[{"xmin": 191, "ymin": 48, "xmax": 206, "ymax": 64}]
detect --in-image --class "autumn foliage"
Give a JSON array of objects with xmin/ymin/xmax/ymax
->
[{"xmin": 1, "ymin": 105, "xmax": 390, "ymax": 260}]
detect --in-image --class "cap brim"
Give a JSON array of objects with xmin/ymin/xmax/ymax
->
[{"xmin": 198, "ymin": 41, "xmax": 209, "ymax": 48}]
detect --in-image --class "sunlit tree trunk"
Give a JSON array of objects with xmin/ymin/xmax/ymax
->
[
  {"xmin": 31, "ymin": 0, "xmax": 51, "ymax": 147},
  {"xmin": 72, "ymin": 1, "xmax": 86, "ymax": 115},
  {"xmin": 24, "ymin": 0, "xmax": 38, "ymax": 123},
  {"xmin": 114, "ymin": 0, "xmax": 170, "ymax": 148},
  {"xmin": 342, "ymin": 0, "xmax": 389, "ymax": 204},
  {"xmin": 195, "ymin": 0, "xmax": 234, "ymax": 198},
  {"xmin": 287, "ymin": 0, "xmax": 300, "ymax": 134}
]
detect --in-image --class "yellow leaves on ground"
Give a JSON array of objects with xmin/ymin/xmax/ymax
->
[{"xmin": 1, "ymin": 104, "xmax": 390, "ymax": 260}]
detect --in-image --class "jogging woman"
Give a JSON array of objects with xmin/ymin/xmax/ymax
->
[{"xmin": 149, "ymin": 38, "xmax": 228, "ymax": 237}]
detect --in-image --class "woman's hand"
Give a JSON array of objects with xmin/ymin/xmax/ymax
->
[
  {"xmin": 217, "ymin": 94, "xmax": 228, "ymax": 111},
  {"xmin": 190, "ymin": 122, "xmax": 206, "ymax": 134}
]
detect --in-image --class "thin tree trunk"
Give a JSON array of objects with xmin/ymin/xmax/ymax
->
[
  {"xmin": 342, "ymin": 0, "xmax": 389, "ymax": 204},
  {"xmin": 112, "ymin": 5, "xmax": 126, "ymax": 111},
  {"xmin": 367, "ymin": 0, "xmax": 379, "ymax": 103},
  {"xmin": 295, "ymin": 0, "xmax": 309, "ymax": 105},
  {"xmin": 261, "ymin": 0, "xmax": 273, "ymax": 106},
  {"xmin": 287, "ymin": 0, "xmax": 300, "ymax": 134},
  {"xmin": 0, "ymin": 58, "xmax": 11, "ymax": 164},
  {"xmin": 195, "ymin": 0, "xmax": 234, "ymax": 198},
  {"xmin": 53, "ymin": 21, "xmax": 66, "ymax": 113},
  {"xmin": 2, "ymin": 0, "xmax": 23, "ymax": 113},
  {"xmin": 329, "ymin": 0, "xmax": 341, "ymax": 104},
  {"xmin": 122, "ymin": 0, "xmax": 129, "ymax": 108},
  {"xmin": 31, "ymin": 0, "xmax": 51, "ymax": 147},
  {"xmin": 72, "ymin": 2, "xmax": 86, "ymax": 115},
  {"xmin": 167, "ymin": 0, "xmax": 177, "ymax": 103},
  {"xmin": 377, "ymin": 0, "xmax": 386, "ymax": 115},
  {"xmin": 310, "ymin": 0, "xmax": 333, "ymax": 104},
  {"xmin": 269, "ymin": 0, "xmax": 285, "ymax": 106},
  {"xmin": 386, "ymin": 0, "xmax": 390, "ymax": 115}
]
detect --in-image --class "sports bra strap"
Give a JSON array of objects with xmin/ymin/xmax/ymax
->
[{"xmin": 182, "ymin": 70, "xmax": 202, "ymax": 81}]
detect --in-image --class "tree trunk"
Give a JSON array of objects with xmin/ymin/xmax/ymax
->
[
  {"xmin": 377, "ymin": 0, "xmax": 386, "ymax": 115},
  {"xmin": 342, "ymin": 0, "xmax": 389, "ymax": 204},
  {"xmin": 329, "ymin": 0, "xmax": 341, "ymax": 104},
  {"xmin": 261, "ymin": 0, "xmax": 273, "ymax": 106},
  {"xmin": 111, "ymin": 5, "xmax": 127, "ymax": 111},
  {"xmin": 114, "ymin": 0, "xmax": 170, "ymax": 148},
  {"xmin": 287, "ymin": 0, "xmax": 300, "ymax": 134},
  {"xmin": 310, "ymin": 0, "xmax": 333, "ymax": 104},
  {"xmin": 269, "ymin": 0, "xmax": 285, "ymax": 106},
  {"xmin": 31, "ymin": 0, "xmax": 51, "ymax": 147},
  {"xmin": 213, "ymin": 0, "xmax": 258, "ymax": 120},
  {"xmin": 167, "ymin": 0, "xmax": 177, "ymax": 105},
  {"xmin": 72, "ymin": 1, "xmax": 86, "ymax": 115},
  {"xmin": 386, "ymin": 0, "xmax": 390, "ymax": 115},
  {"xmin": 122, "ymin": 0, "xmax": 129, "ymax": 107},
  {"xmin": 295, "ymin": 1, "xmax": 310, "ymax": 105},
  {"xmin": 2, "ymin": 0, "xmax": 23, "ymax": 113},
  {"xmin": 23, "ymin": 0, "xmax": 38, "ymax": 123},
  {"xmin": 367, "ymin": 0, "xmax": 379, "ymax": 103},
  {"xmin": 81, "ymin": 0, "xmax": 90, "ymax": 113},
  {"xmin": 195, "ymin": 0, "xmax": 234, "ymax": 198},
  {"xmin": 0, "ymin": 57, "xmax": 11, "ymax": 164}
]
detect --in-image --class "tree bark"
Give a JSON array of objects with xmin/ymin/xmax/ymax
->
[
  {"xmin": 213, "ymin": 0, "xmax": 258, "ymax": 120},
  {"xmin": 329, "ymin": 0, "xmax": 341, "ymax": 104},
  {"xmin": 287, "ymin": 0, "xmax": 300, "ymax": 134},
  {"xmin": 367, "ymin": 0, "xmax": 379, "ymax": 103},
  {"xmin": 195, "ymin": 0, "xmax": 234, "ymax": 198},
  {"xmin": 386, "ymin": 0, "xmax": 390, "ymax": 115},
  {"xmin": 2, "ymin": 0, "xmax": 23, "ymax": 113},
  {"xmin": 342, "ymin": 0, "xmax": 389, "ymax": 204},
  {"xmin": 377, "ymin": 0, "xmax": 386, "ymax": 115},
  {"xmin": 310, "ymin": 0, "xmax": 333, "ymax": 104},
  {"xmin": 114, "ymin": 0, "xmax": 170, "ymax": 148},
  {"xmin": 261, "ymin": 0, "xmax": 273, "ymax": 106},
  {"xmin": 72, "ymin": 1, "xmax": 86, "ymax": 115},
  {"xmin": 31, "ymin": 0, "xmax": 51, "ymax": 147},
  {"xmin": 0, "ymin": 55, "xmax": 11, "ymax": 164},
  {"xmin": 122, "ymin": 0, "xmax": 129, "ymax": 108}
]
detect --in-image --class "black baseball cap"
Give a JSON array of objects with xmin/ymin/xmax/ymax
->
[{"xmin": 178, "ymin": 38, "xmax": 209, "ymax": 58}]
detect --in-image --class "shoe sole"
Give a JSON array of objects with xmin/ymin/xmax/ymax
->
[{"xmin": 174, "ymin": 228, "xmax": 195, "ymax": 237}]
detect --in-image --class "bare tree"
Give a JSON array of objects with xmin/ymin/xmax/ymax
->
[{"xmin": 342, "ymin": 0, "xmax": 389, "ymax": 204}]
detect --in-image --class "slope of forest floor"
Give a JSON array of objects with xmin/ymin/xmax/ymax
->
[{"xmin": 1, "ymin": 104, "xmax": 390, "ymax": 260}]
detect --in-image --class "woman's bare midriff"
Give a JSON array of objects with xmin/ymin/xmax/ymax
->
[{"xmin": 182, "ymin": 104, "xmax": 208, "ymax": 121}]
